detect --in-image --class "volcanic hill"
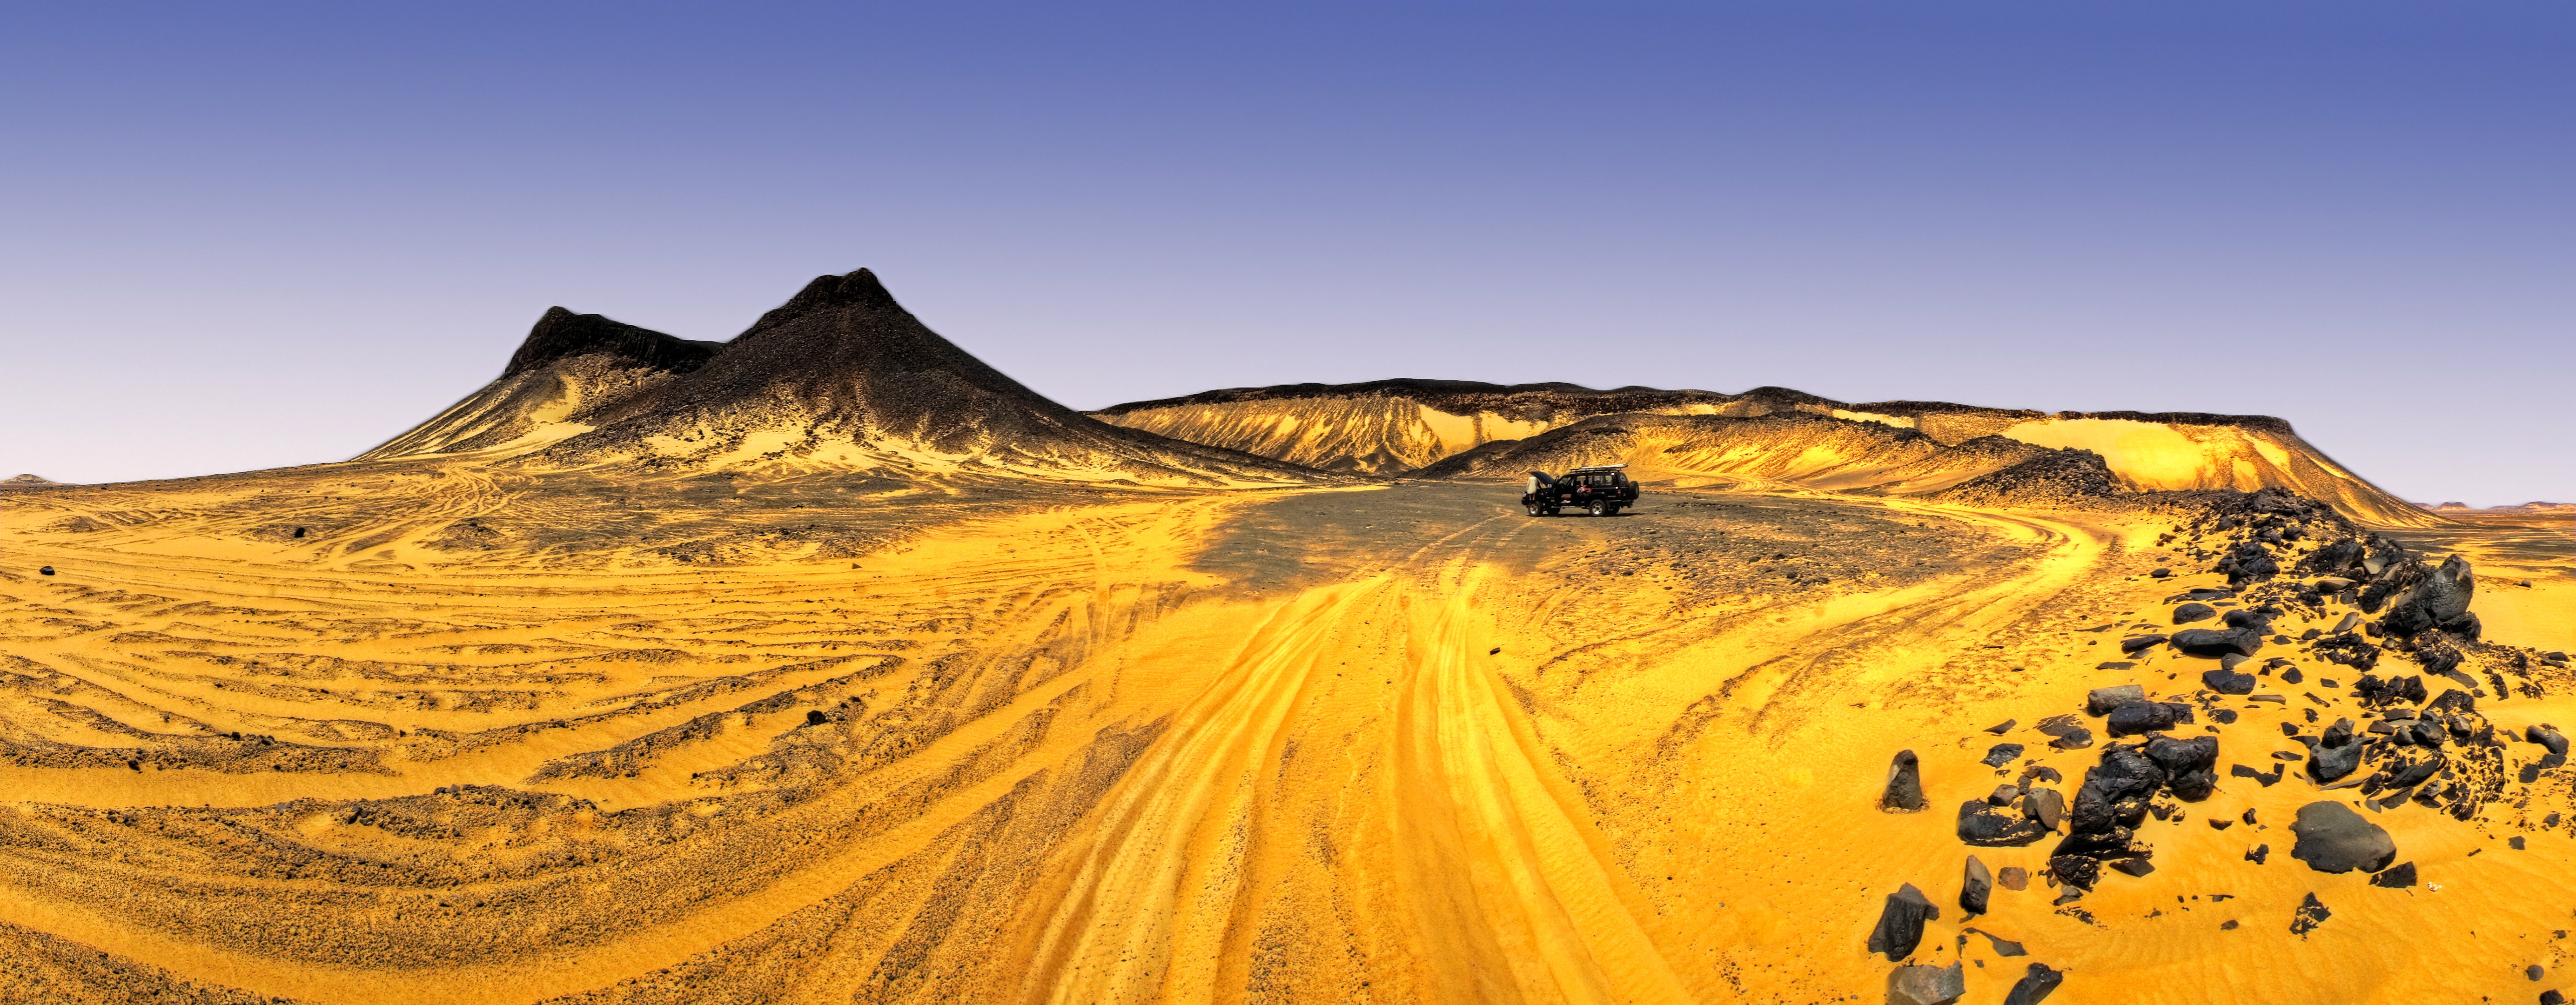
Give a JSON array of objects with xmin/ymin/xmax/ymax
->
[
  {"xmin": 1094, "ymin": 380, "xmax": 2434, "ymax": 524},
  {"xmin": 364, "ymin": 269, "xmax": 1313, "ymax": 486}
]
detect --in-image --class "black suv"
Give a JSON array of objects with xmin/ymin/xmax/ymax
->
[{"xmin": 1522, "ymin": 465, "xmax": 1638, "ymax": 516}]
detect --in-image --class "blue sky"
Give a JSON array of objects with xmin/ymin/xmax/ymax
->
[{"xmin": 4, "ymin": 2, "xmax": 2569, "ymax": 504}]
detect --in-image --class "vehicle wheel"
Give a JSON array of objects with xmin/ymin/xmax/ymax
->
[
  {"xmin": 1526, "ymin": 503, "xmax": 1541, "ymax": 516},
  {"xmin": 1589, "ymin": 501, "xmax": 1606, "ymax": 516}
]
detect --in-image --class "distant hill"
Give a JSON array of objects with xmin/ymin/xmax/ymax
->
[
  {"xmin": 362, "ymin": 270, "xmax": 1318, "ymax": 487},
  {"xmin": 1097, "ymin": 382, "xmax": 2436, "ymax": 524}
]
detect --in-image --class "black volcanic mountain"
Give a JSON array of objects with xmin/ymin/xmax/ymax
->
[
  {"xmin": 360, "ymin": 308, "xmax": 721, "ymax": 461},
  {"xmin": 365, "ymin": 269, "xmax": 1315, "ymax": 485}
]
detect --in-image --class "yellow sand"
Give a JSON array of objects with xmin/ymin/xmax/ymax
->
[{"xmin": 4, "ymin": 469, "xmax": 2573, "ymax": 1005}]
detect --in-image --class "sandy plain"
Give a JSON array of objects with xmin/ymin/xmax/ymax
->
[{"xmin": 5, "ymin": 464, "xmax": 2574, "ymax": 1005}]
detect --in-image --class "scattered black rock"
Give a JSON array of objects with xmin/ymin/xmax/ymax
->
[
  {"xmin": 2512, "ymin": 836, "xmax": 2528, "ymax": 851},
  {"xmin": 2545, "ymin": 990, "xmax": 2567, "ymax": 1005},
  {"xmin": 2150, "ymin": 567, "xmax": 2172, "ymax": 578},
  {"xmin": 2047, "ymin": 855, "xmax": 2100, "ymax": 891},
  {"xmin": 37, "ymin": 565, "xmax": 54, "ymax": 576},
  {"xmin": 2281, "ymin": 667, "xmax": 2303, "ymax": 684},
  {"xmin": 2094, "ymin": 661, "xmax": 2136, "ymax": 670},
  {"xmin": 2290, "ymin": 802, "xmax": 2397, "ymax": 873},
  {"xmin": 2171, "ymin": 627, "xmax": 2265, "ymax": 658},
  {"xmin": 2247, "ymin": 843, "xmax": 2269, "ymax": 864},
  {"xmin": 2310, "ymin": 719, "xmax": 2365, "ymax": 783},
  {"xmin": 2529, "ymin": 725, "xmax": 2569, "ymax": 759},
  {"xmin": 2024, "ymin": 787, "xmax": 2067, "ymax": 830},
  {"xmin": 2107, "ymin": 701, "xmax": 2194, "ymax": 737},
  {"xmin": 2173, "ymin": 602, "xmax": 2218, "ymax": 624},
  {"xmin": 1966, "ymin": 927, "xmax": 2026, "ymax": 956},
  {"xmin": 2086, "ymin": 685, "xmax": 2146, "ymax": 715},
  {"xmin": 2002, "ymin": 963, "xmax": 2064, "ymax": 1005},
  {"xmin": 1962, "ymin": 856, "xmax": 1992, "ymax": 914},
  {"xmin": 2290, "ymin": 892, "xmax": 2331, "ymax": 936},
  {"xmin": 1884, "ymin": 750, "xmax": 1928, "ymax": 812},
  {"xmin": 1868, "ymin": 883, "xmax": 1940, "ymax": 961},
  {"xmin": 2355, "ymin": 674, "xmax": 2428, "ymax": 707},
  {"xmin": 2217, "ymin": 541, "xmax": 2281, "ymax": 585},
  {"xmin": 2201, "ymin": 669, "xmax": 2257, "ymax": 695},
  {"xmin": 2145, "ymin": 735, "xmax": 2220, "ymax": 800},
  {"xmin": 1982, "ymin": 743, "xmax": 2026, "ymax": 768},
  {"xmin": 2209, "ymin": 817, "xmax": 2234, "ymax": 831},
  {"xmin": 1997, "ymin": 866, "xmax": 2028, "ymax": 891},
  {"xmin": 2120, "ymin": 634, "xmax": 2168, "ymax": 654},
  {"xmin": 1985, "ymin": 719, "xmax": 2017, "ymax": 735},
  {"xmin": 2380, "ymin": 554, "xmax": 2476, "ymax": 637},
  {"xmin": 2107, "ymin": 857, "xmax": 2156, "ymax": 878},
  {"xmin": 2369, "ymin": 862, "xmax": 2417, "ymax": 888},
  {"xmin": 1959, "ymin": 801, "xmax": 2051, "ymax": 847}
]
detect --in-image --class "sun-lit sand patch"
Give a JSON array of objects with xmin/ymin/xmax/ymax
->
[{"xmin": 8, "ymin": 464, "xmax": 2571, "ymax": 1004}]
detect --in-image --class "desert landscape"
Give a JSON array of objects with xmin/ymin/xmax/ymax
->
[{"xmin": 5, "ymin": 269, "xmax": 2573, "ymax": 1005}]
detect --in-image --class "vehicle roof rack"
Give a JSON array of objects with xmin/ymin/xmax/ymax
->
[{"xmin": 1563, "ymin": 463, "xmax": 1628, "ymax": 473}]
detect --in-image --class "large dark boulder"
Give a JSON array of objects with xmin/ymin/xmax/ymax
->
[
  {"xmin": 2392, "ymin": 555, "xmax": 2476, "ymax": 626},
  {"xmin": 2145, "ymin": 735, "xmax": 2220, "ymax": 776},
  {"xmin": 2003, "ymin": 963, "xmax": 2065, "ymax": 1005},
  {"xmin": 2069, "ymin": 784, "xmax": 2114, "ymax": 833},
  {"xmin": 1867, "ymin": 883, "xmax": 1940, "ymax": 960},
  {"xmin": 1959, "ymin": 801, "xmax": 2051, "ymax": 847},
  {"xmin": 2172, "ymin": 602, "xmax": 2217, "ymax": 624},
  {"xmin": 2091, "ymin": 744, "xmax": 2168, "ymax": 801},
  {"xmin": 1883, "ymin": 750, "xmax": 1928, "ymax": 812},
  {"xmin": 2170, "ymin": 628, "xmax": 2265, "ymax": 658},
  {"xmin": 2290, "ymin": 802, "xmax": 2398, "ymax": 873},
  {"xmin": 1981, "ymin": 743, "xmax": 2026, "ymax": 768}
]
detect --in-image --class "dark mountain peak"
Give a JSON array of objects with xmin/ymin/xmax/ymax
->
[
  {"xmin": 502, "ymin": 307, "xmax": 721, "ymax": 379},
  {"xmin": 741, "ymin": 268, "xmax": 905, "ymax": 339}
]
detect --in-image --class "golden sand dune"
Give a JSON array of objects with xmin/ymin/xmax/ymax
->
[
  {"xmin": 1092, "ymin": 384, "xmax": 2431, "ymax": 526},
  {"xmin": 7, "ymin": 274, "xmax": 2570, "ymax": 1004}
]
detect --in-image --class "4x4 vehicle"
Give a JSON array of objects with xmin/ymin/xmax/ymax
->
[{"xmin": 1522, "ymin": 465, "xmax": 1637, "ymax": 516}]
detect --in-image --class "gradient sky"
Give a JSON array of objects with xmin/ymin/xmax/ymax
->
[{"xmin": 5, "ymin": 2, "xmax": 2569, "ymax": 505}]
